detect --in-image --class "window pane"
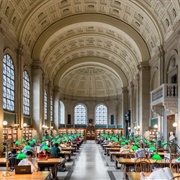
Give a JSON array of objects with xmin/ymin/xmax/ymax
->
[
  {"xmin": 44, "ymin": 90, "xmax": 47, "ymax": 120},
  {"xmin": 23, "ymin": 71, "xmax": 30, "ymax": 115},
  {"xmin": 95, "ymin": 104, "xmax": 107, "ymax": 125},
  {"xmin": 3, "ymin": 54, "xmax": 15, "ymax": 111},
  {"xmin": 74, "ymin": 104, "xmax": 87, "ymax": 125},
  {"xmin": 59, "ymin": 101, "xmax": 65, "ymax": 124}
]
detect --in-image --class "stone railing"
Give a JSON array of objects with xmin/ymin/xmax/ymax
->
[{"xmin": 151, "ymin": 84, "xmax": 178, "ymax": 105}]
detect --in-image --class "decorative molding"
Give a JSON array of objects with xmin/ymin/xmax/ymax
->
[
  {"xmin": 151, "ymin": 106, "xmax": 164, "ymax": 116},
  {"xmin": 163, "ymin": 102, "xmax": 178, "ymax": 114}
]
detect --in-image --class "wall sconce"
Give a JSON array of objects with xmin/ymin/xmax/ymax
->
[
  {"xmin": 173, "ymin": 122, "xmax": 177, "ymax": 127},
  {"xmin": 3, "ymin": 121, "xmax": 8, "ymax": 126},
  {"xmin": 23, "ymin": 123, "xmax": 27, "ymax": 128},
  {"xmin": 154, "ymin": 124, "xmax": 158, "ymax": 129}
]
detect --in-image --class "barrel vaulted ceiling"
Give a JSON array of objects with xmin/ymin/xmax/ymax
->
[{"xmin": 0, "ymin": 0, "xmax": 180, "ymax": 98}]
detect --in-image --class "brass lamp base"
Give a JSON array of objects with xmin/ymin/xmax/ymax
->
[{"xmin": 3, "ymin": 171, "xmax": 11, "ymax": 177}]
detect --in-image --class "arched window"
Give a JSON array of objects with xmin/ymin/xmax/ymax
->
[
  {"xmin": 59, "ymin": 101, "xmax": 65, "ymax": 124},
  {"xmin": 3, "ymin": 54, "xmax": 15, "ymax": 111},
  {"xmin": 50, "ymin": 95, "xmax": 53, "ymax": 121},
  {"xmin": 44, "ymin": 90, "xmax": 47, "ymax": 120},
  {"xmin": 74, "ymin": 104, "xmax": 87, "ymax": 124},
  {"xmin": 95, "ymin": 104, "xmax": 107, "ymax": 125},
  {"xmin": 23, "ymin": 71, "xmax": 30, "ymax": 115}
]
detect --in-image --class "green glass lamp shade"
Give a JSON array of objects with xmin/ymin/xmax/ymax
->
[
  {"xmin": 161, "ymin": 142, "xmax": 166, "ymax": 146},
  {"xmin": 147, "ymin": 142, "xmax": 152, "ymax": 146},
  {"xmin": 135, "ymin": 142, "xmax": 139, "ymax": 146},
  {"xmin": 15, "ymin": 141, "xmax": 20, "ymax": 145},
  {"xmin": 177, "ymin": 157, "xmax": 180, "ymax": 161},
  {"xmin": 125, "ymin": 140, "xmax": 129, "ymax": 143},
  {"xmin": 24, "ymin": 145, "xmax": 31, "ymax": 150},
  {"xmin": 152, "ymin": 154, "xmax": 162, "ymax": 160},
  {"xmin": 42, "ymin": 136, "xmax": 46, "ymax": 141},
  {"xmin": 22, "ymin": 138, "xmax": 26, "ymax": 143},
  {"xmin": 122, "ymin": 135, "xmax": 126, "ymax": 139},
  {"xmin": 121, "ymin": 142, "xmax": 126, "ymax": 145},
  {"xmin": 149, "ymin": 146, "xmax": 156, "ymax": 151},
  {"xmin": 51, "ymin": 139, "xmax": 55, "ymax": 143},
  {"xmin": 16, "ymin": 152, "xmax": 26, "ymax": 160},
  {"xmin": 42, "ymin": 145, "xmax": 49, "ymax": 150},
  {"xmin": 132, "ymin": 145, "xmax": 138, "ymax": 150}
]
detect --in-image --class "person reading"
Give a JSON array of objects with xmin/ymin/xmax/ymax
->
[
  {"xmin": 18, "ymin": 151, "xmax": 38, "ymax": 173},
  {"xmin": 140, "ymin": 162, "xmax": 173, "ymax": 180}
]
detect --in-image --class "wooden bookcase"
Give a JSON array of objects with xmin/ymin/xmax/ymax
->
[
  {"xmin": 3, "ymin": 127, "xmax": 18, "ymax": 143},
  {"xmin": 23, "ymin": 127, "xmax": 33, "ymax": 141}
]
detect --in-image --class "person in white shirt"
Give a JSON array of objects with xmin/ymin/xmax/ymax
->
[
  {"xmin": 18, "ymin": 151, "xmax": 38, "ymax": 173},
  {"xmin": 140, "ymin": 162, "xmax": 174, "ymax": 180}
]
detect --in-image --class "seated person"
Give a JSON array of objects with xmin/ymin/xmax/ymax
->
[
  {"xmin": 18, "ymin": 151, "xmax": 38, "ymax": 172},
  {"xmin": 120, "ymin": 143, "xmax": 129, "ymax": 153},
  {"xmin": 140, "ymin": 162, "xmax": 173, "ymax": 179},
  {"xmin": 51, "ymin": 143, "xmax": 60, "ymax": 158},
  {"xmin": 134, "ymin": 143, "xmax": 152, "ymax": 158},
  {"xmin": 22, "ymin": 142, "xmax": 36, "ymax": 156},
  {"xmin": 8, "ymin": 148, "xmax": 17, "ymax": 158},
  {"xmin": 38, "ymin": 149, "xmax": 51, "ymax": 158}
]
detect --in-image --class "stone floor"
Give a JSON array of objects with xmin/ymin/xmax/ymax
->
[{"xmin": 58, "ymin": 140, "xmax": 123, "ymax": 180}]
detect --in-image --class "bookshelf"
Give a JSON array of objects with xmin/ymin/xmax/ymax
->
[
  {"xmin": 3, "ymin": 127, "xmax": 18, "ymax": 143},
  {"xmin": 23, "ymin": 127, "xmax": 32, "ymax": 141}
]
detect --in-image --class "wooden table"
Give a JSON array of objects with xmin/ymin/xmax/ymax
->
[
  {"xmin": 38, "ymin": 158, "xmax": 65, "ymax": 180},
  {"xmin": 116, "ymin": 158, "xmax": 171, "ymax": 179},
  {"xmin": 110, "ymin": 151, "xmax": 134, "ymax": 161},
  {"xmin": 127, "ymin": 172, "xmax": 179, "ymax": 180},
  {"xmin": 0, "ymin": 171, "xmax": 50, "ymax": 180},
  {"xmin": 59, "ymin": 151, "xmax": 71, "ymax": 160}
]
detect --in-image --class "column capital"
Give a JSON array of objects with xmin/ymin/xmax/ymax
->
[
  {"xmin": 16, "ymin": 43, "xmax": 24, "ymax": 56},
  {"xmin": 32, "ymin": 60, "xmax": 43, "ymax": 70},
  {"xmin": 130, "ymin": 81, "xmax": 134, "ymax": 89},
  {"xmin": 122, "ymin": 87, "xmax": 128, "ymax": 94},
  {"xmin": 54, "ymin": 86, "xmax": 60, "ymax": 93},
  {"xmin": 158, "ymin": 45, "xmax": 165, "ymax": 56},
  {"xmin": 137, "ymin": 61, "xmax": 150, "ymax": 71}
]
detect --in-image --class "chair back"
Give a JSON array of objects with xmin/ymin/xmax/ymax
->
[
  {"xmin": 171, "ymin": 175, "xmax": 180, "ymax": 180},
  {"xmin": 135, "ymin": 160, "xmax": 151, "ymax": 172},
  {"xmin": 135, "ymin": 157, "xmax": 150, "ymax": 163},
  {"xmin": 9, "ymin": 157, "xmax": 20, "ymax": 170},
  {"xmin": 171, "ymin": 163, "xmax": 180, "ymax": 173}
]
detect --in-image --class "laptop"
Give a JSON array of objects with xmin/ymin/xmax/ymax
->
[{"xmin": 14, "ymin": 165, "xmax": 32, "ymax": 174}]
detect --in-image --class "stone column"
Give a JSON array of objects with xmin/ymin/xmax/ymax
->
[
  {"xmin": 129, "ymin": 82, "xmax": 134, "ymax": 127},
  {"xmin": 138, "ymin": 62, "xmax": 150, "ymax": 135},
  {"xmin": 158, "ymin": 45, "xmax": 165, "ymax": 84},
  {"xmin": 47, "ymin": 82, "xmax": 53, "ymax": 129},
  {"xmin": 135, "ymin": 74, "xmax": 140, "ymax": 127},
  {"xmin": 53, "ymin": 86, "xmax": 60, "ymax": 132},
  {"xmin": 32, "ymin": 61, "xmax": 43, "ymax": 138},
  {"xmin": 122, "ymin": 87, "xmax": 129, "ymax": 136},
  {"xmin": 176, "ymin": 34, "xmax": 180, "ymax": 145},
  {"xmin": 16, "ymin": 45, "xmax": 24, "ymax": 128},
  {"xmin": 0, "ymin": 25, "xmax": 4, "ymax": 151}
]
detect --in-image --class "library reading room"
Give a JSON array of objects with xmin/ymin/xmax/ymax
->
[{"xmin": 0, "ymin": 0, "xmax": 180, "ymax": 180}]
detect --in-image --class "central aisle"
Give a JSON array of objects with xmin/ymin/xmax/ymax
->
[{"xmin": 69, "ymin": 140, "xmax": 111, "ymax": 180}]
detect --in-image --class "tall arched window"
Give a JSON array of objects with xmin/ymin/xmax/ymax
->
[
  {"xmin": 95, "ymin": 104, "xmax": 107, "ymax": 125},
  {"xmin": 44, "ymin": 90, "xmax": 47, "ymax": 120},
  {"xmin": 74, "ymin": 104, "xmax": 87, "ymax": 124},
  {"xmin": 59, "ymin": 101, "xmax": 65, "ymax": 124},
  {"xmin": 23, "ymin": 71, "xmax": 30, "ymax": 115},
  {"xmin": 50, "ymin": 95, "xmax": 53, "ymax": 121},
  {"xmin": 3, "ymin": 54, "xmax": 15, "ymax": 111}
]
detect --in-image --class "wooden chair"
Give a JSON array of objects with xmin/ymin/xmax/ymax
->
[
  {"xmin": 135, "ymin": 160, "xmax": 151, "ymax": 172},
  {"xmin": 171, "ymin": 162, "xmax": 180, "ymax": 173},
  {"xmin": 135, "ymin": 157, "xmax": 150, "ymax": 163},
  {"xmin": 171, "ymin": 175, "xmax": 180, "ymax": 180}
]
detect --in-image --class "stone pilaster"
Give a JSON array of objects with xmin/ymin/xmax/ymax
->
[
  {"xmin": 0, "ymin": 27, "xmax": 4, "ymax": 151},
  {"xmin": 16, "ymin": 44, "xmax": 24, "ymax": 128},
  {"xmin": 32, "ymin": 61, "xmax": 43, "ymax": 138},
  {"xmin": 138, "ymin": 61, "xmax": 150, "ymax": 135},
  {"xmin": 129, "ymin": 81, "xmax": 134, "ymax": 127},
  {"xmin": 158, "ymin": 45, "xmax": 165, "ymax": 85},
  {"xmin": 53, "ymin": 86, "xmax": 60, "ymax": 131},
  {"xmin": 176, "ymin": 33, "xmax": 180, "ymax": 145},
  {"xmin": 122, "ymin": 87, "xmax": 129, "ymax": 136}
]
